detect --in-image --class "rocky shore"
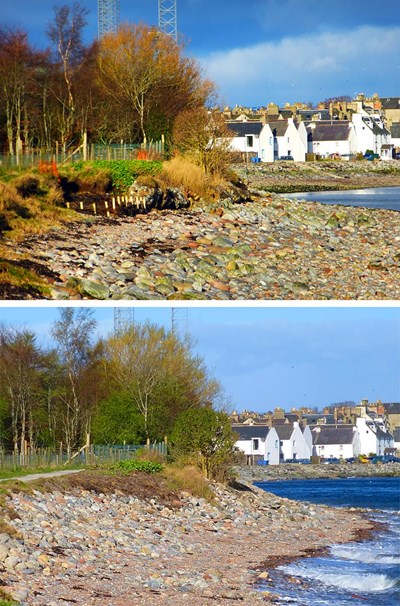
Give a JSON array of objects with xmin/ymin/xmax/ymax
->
[
  {"xmin": 7, "ymin": 189, "xmax": 400, "ymax": 300},
  {"xmin": 0, "ymin": 469, "xmax": 378, "ymax": 606},
  {"xmin": 236, "ymin": 461, "xmax": 400, "ymax": 483}
]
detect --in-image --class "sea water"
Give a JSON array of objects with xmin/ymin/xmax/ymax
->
[
  {"xmin": 254, "ymin": 477, "xmax": 400, "ymax": 606},
  {"xmin": 284, "ymin": 187, "xmax": 400, "ymax": 212}
]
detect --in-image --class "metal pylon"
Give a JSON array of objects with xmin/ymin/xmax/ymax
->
[
  {"xmin": 171, "ymin": 307, "xmax": 188, "ymax": 340},
  {"xmin": 158, "ymin": 0, "xmax": 177, "ymax": 41},
  {"xmin": 114, "ymin": 308, "xmax": 135, "ymax": 336},
  {"xmin": 98, "ymin": 0, "xmax": 120, "ymax": 37}
]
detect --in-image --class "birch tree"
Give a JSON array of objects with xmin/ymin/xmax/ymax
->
[
  {"xmin": 46, "ymin": 2, "xmax": 89, "ymax": 149},
  {"xmin": 103, "ymin": 322, "xmax": 222, "ymax": 442},
  {"xmin": 51, "ymin": 308, "xmax": 96, "ymax": 450}
]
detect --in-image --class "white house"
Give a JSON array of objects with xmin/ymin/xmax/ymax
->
[
  {"xmin": 233, "ymin": 424, "xmax": 280, "ymax": 465},
  {"xmin": 352, "ymin": 112, "xmax": 391, "ymax": 156},
  {"xmin": 356, "ymin": 416, "xmax": 394, "ymax": 456},
  {"xmin": 226, "ymin": 122, "xmax": 274, "ymax": 162},
  {"xmin": 274, "ymin": 422, "xmax": 311, "ymax": 462},
  {"xmin": 268, "ymin": 118, "xmax": 307, "ymax": 161},
  {"xmin": 312, "ymin": 425, "xmax": 361, "ymax": 460},
  {"xmin": 307, "ymin": 121, "xmax": 357, "ymax": 158},
  {"xmin": 301, "ymin": 424, "xmax": 313, "ymax": 456}
]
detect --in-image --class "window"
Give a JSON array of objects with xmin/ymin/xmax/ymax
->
[
  {"xmin": 252, "ymin": 439, "xmax": 259, "ymax": 451},
  {"xmin": 246, "ymin": 135, "xmax": 253, "ymax": 147}
]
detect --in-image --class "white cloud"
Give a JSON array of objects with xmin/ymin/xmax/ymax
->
[{"xmin": 200, "ymin": 25, "xmax": 400, "ymax": 105}]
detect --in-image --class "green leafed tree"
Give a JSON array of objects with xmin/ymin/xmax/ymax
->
[
  {"xmin": 99, "ymin": 322, "xmax": 222, "ymax": 443},
  {"xmin": 169, "ymin": 407, "xmax": 236, "ymax": 480}
]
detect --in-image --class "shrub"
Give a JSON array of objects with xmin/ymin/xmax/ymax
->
[
  {"xmin": 111, "ymin": 459, "xmax": 164, "ymax": 474},
  {"xmin": 13, "ymin": 174, "xmax": 43, "ymax": 198},
  {"xmin": 89, "ymin": 160, "xmax": 162, "ymax": 191},
  {"xmin": 170, "ymin": 408, "xmax": 236, "ymax": 481}
]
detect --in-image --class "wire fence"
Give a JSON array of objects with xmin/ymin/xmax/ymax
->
[
  {"xmin": 0, "ymin": 442, "xmax": 168, "ymax": 472},
  {"xmin": 0, "ymin": 141, "xmax": 165, "ymax": 169}
]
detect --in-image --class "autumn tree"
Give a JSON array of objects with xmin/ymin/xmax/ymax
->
[
  {"xmin": 0, "ymin": 28, "xmax": 40, "ymax": 155},
  {"xmin": 97, "ymin": 23, "xmax": 214, "ymax": 144},
  {"xmin": 0, "ymin": 325, "xmax": 48, "ymax": 456},
  {"xmin": 172, "ymin": 107, "xmax": 234, "ymax": 176}
]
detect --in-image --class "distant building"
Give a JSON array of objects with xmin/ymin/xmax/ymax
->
[
  {"xmin": 233, "ymin": 424, "xmax": 280, "ymax": 465},
  {"xmin": 312, "ymin": 425, "xmax": 361, "ymax": 460}
]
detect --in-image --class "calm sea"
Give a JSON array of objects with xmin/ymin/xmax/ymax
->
[
  {"xmin": 254, "ymin": 477, "xmax": 400, "ymax": 606},
  {"xmin": 284, "ymin": 187, "xmax": 400, "ymax": 212}
]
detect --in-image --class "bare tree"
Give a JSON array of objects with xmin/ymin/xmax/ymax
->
[
  {"xmin": 0, "ymin": 325, "xmax": 44, "ymax": 458},
  {"xmin": 51, "ymin": 308, "xmax": 96, "ymax": 450},
  {"xmin": 46, "ymin": 2, "xmax": 89, "ymax": 149}
]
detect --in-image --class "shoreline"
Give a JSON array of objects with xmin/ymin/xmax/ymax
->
[
  {"xmin": 0, "ymin": 470, "xmax": 381, "ymax": 605},
  {"xmin": 4, "ymin": 190, "xmax": 400, "ymax": 300},
  {"xmin": 235, "ymin": 461, "xmax": 400, "ymax": 483}
]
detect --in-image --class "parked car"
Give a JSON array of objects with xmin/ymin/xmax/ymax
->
[{"xmin": 279, "ymin": 155, "xmax": 294, "ymax": 161}]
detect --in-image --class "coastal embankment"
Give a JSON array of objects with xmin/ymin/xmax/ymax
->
[
  {"xmin": 6, "ymin": 189, "xmax": 400, "ymax": 300},
  {"xmin": 2, "ymin": 159, "xmax": 400, "ymax": 300},
  {"xmin": 0, "ymin": 468, "xmax": 384, "ymax": 606}
]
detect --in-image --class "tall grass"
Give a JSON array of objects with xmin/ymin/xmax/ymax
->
[
  {"xmin": 162, "ymin": 465, "xmax": 214, "ymax": 501},
  {"xmin": 159, "ymin": 157, "xmax": 210, "ymax": 196}
]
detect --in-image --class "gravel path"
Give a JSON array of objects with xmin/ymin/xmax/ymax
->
[
  {"xmin": 0, "ymin": 473, "xmax": 374, "ymax": 606},
  {"xmin": 9, "ymin": 193, "xmax": 400, "ymax": 300}
]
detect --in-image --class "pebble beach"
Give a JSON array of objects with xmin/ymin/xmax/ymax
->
[
  {"xmin": 0, "ymin": 468, "xmax": 386, "ymax": 606},
  {"xmin": 8, "ymin": 191, "xmax": 400, "ymax": 300}
]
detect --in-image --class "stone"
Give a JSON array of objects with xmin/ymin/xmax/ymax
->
[{"xmin": 77, "ymin": 279, "xmax": 110, "ymax": 300}]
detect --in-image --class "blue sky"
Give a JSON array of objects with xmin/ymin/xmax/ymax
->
[
  {"xmin": 1, "ymin": 303, "xmax": 399, "ymax": 412},
  {"xmin": 2, "ymin": 0, "xmax": 399, "ymax": 106}
]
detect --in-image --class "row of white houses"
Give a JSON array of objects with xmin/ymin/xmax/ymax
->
[
  {"xmin": 226, "ymin": 109, "xmax": 397, "ymax": 162},
  {"xmin": 233, "ymin": 412, "xmax": 395, "ymax": 465}
]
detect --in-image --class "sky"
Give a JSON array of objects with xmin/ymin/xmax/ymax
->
[
  {"xmin": 1, "ymin": 0, "xmax": 399, "ymax": 106},
  {"xmin": 1, "ymin": 303, "xmax": 399, "ymax": 413}
]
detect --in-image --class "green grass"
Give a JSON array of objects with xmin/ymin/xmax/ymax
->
[
  {"xmin": 70, "ymin": 159, "xmax": 163, "ymax": 191},
  {"xmin": 111, "ymin": 459, "xmax": 164, "ymax": 474}
]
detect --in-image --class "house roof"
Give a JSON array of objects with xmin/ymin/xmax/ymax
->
[
  {"xmin": 279, "ymin": 109, "xmax": 294, "ymax": 118},
  {"xmin": 298, "ymin": 109, "xmax": 331, "ymax": 121},
  {"xmin": 308, "ymin": 122, "xmax": 351, "ymax": 142},
  {"xmin": 302, "ymin": 413, "xmax": 336, "ymax": 424},
  {"xmin": 384, "ymin": 402, "xmax": 400, "ymax": 415},
  {"xmin": 226, "ymin": 122, "xmax": 264, "ymax": 137},
  {"xmin": 233, "ymin": 424, "xmax": 270, "ymax": 440},
  {"xmin": 274, "ymin": 424, "xmax": 294, "ymax": 440},
  {"xmin": 312, "ymin": 425, "xmax": 355, "ymax": 445},
  {"xmin": 381, "ymin": 97, "xmax": 400, "ymax": 110},
  {"xmin": 390, "ymin": 123, "xmax": 400, "ymax": 138},
  {"xmin": 269, "ymin": 120, "xmax": 289, "ymax": 137}
]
